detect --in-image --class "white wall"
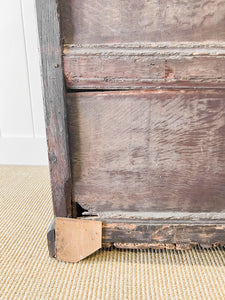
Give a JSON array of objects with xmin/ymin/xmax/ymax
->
[{"xmin": 0, "ymin": 0, "xmax": 48, "ymax": 165}]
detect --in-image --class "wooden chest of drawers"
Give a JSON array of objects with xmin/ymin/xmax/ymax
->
[{"xmin": 36, "ymin": 0, "xmax": 225, "ymax": 262}]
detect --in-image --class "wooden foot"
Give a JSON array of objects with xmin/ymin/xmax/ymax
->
[{"xmin": 55, "ymin": 217, "xmax": 102, "ymax": 263}]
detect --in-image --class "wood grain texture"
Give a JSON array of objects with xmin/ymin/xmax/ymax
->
[
  {"xmin": 63, "ymin": 44, "xmax": 225, "ymax": 89},
  {"xmin": 55, "ymin": 217, "xmax": 102, "ymax": 262},
  {"xmin": 60, "ymin": 0, "xmax": 225, "ymax": 44},
  {"xmin": 38, "ymin": 0, "xmax": 225, "ymax": 255},
  {"xmin": 36, "ymin": 0, "xmax": 72, "ymax": 217},
  {"xmin": 67, "ymin": 90, "xmax": 225, "ymax": 215}
]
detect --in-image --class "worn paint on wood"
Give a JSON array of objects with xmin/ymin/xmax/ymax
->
[
  {"xmin": 113, "ymin": 243, "xmax": 177, "ymax": 250},
  {"xmin": 60, "ymin": 0, "xmax": 225, "ymax": 44},
  {"xmin": 100, "ymin": 219, "xmax": 225, "ymax": 247},
  {"xmin": 63, "ymin": 44, "xmax": 225, "ymax": 89},
  {"xmin": 55, "ymin": 217, "xmax": 102, "ymax": 262},
  {"xmin": 36, "ymin": 0, "xmax": 225, "ymax": 257},
  {"xmin": 67, "ymin": 90, "xmax": 225, "ymax": 214},
  {"xmin": 60, "ymin": 0, "xmax": 225, "ymax": 90}
]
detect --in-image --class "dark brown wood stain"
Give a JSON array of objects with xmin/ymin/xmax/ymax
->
[
  {"xmin": 36, "ymin": 0, "xmax": 225, "ymax": 255},
  {"xmin": 36, "ymin": 0, "xmax": 72, "ymax": 217}
]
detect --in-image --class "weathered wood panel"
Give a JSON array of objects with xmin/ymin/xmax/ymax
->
[
  {"xmin": 60, "ymin": 0, "xmax": 225, "ymax": 44},
  {"xmin": 63, "ymin": 44, "xmax": 225, "ymax": 89},
  {"xmin": 36, "ymin": 0, "xmax": 72, "ymax": 217},
  {"xmin": 67, "ymin": 90, "xmax": 225, "ymax": 215}
]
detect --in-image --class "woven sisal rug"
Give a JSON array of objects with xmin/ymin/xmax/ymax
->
[{"xmin": 1, "ymin": 166, "xmax": 225, "ymax": 299}]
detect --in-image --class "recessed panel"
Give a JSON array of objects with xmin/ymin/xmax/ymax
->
[{"xmin": 67, "ymin": 90, "xmax": 225, "ymax": 214}]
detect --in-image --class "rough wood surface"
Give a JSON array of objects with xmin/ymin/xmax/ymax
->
[
  {"xmin": 36, "ymin": 0, "xmax": 72, "ymax": 217},
  {"xmin": 100, "ymin": 219, "xmax": 225, "ymax": 247},
  {"xmin": 113, "ymin": 243, "xmax": 177, "ymax": 250},
  {"xmin": 60, "ymin": 1, "xmax": 225, "ymax": 90},
  {"xmin": 55, "ymin": 217, "xmax": 102, "ymax": 263},
  {"xmin": 63, "ymin": 44, "xmax": 225, "ymax": 89},
  {"xmin": 38, "ymin": 0, "xmax": 225, "ymax": 255},
  {"xmin": 67, "ymin": 90, "xmax": 225, "ymax": 215},
  {"xmin": 60, "ymin": 0, "xmax": 225, "ymax": 44}
]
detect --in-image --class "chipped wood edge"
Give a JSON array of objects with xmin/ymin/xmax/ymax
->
[
  {"xmin": 95, "ymin": 217, "xmax": 225, "ymax": 250},
  {"xmin": 100, "ymin": 218, "xmax": 225, "ymax": 250},
  {"xmin": 103, "ymin": 242, "xmax": 224, "ymax": 250},
  {"xmin": 55, "ymin": 217, "xmax": 102, "ymax": 263},
  {"xmin": 49, "ymin": 216, "xmax": 225, "ymax": 262}
]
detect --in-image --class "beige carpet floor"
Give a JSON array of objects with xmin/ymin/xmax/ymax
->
[{"xmin": 1, "ymin": 166, "xmax": 225, "ymax": 299}]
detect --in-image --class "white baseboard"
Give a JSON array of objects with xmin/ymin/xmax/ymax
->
[{"xmin": 0, "ymin": 137, "xmax": 48, "ymax": 165}]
